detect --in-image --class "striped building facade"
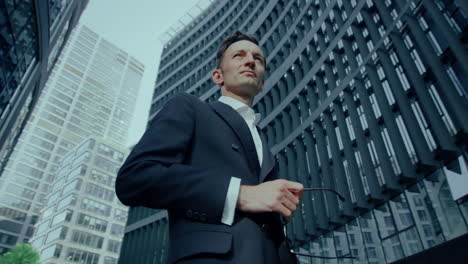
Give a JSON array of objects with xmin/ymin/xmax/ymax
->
[{"xmin": 119, "ymin": 0, "xmax": 468, "ymax": 263}]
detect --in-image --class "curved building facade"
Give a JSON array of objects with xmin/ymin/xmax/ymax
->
[
  {"xmin": 119, "ymin": 0, "xmax": 468, "ymax": 263},
  {"xmin": 0, "ymin": 0, "xmax": 88, "ymax": 176}
]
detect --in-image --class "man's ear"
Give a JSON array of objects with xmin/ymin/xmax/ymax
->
[{"xmin": 212, "ymin": 68, "xmax": 224, "ymax": 86}]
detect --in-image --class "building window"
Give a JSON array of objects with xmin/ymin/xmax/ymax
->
[
  {"xmin": 41, "ymin": 244, "xmax": 62, "ymax": 260},
  {"xmin": 417, "ymin": 210, "xmax": 428, "ymax": 221},
  {"xmin": 107, "ymin": 239, "xmax": 121, "ymax": 253},
  {"xmin": 71, "ymin": 151, "xmax": 90, "ymax": 169},
  {"xmin": 110, "ymin": 224, "xmax": 125, "ymax": 236},
  {"xmin": 446, "ymin": 66, "xmax": 466, "ymax": 98},
  {"xmin": 76, "ymin": 213, "xmax": 108, "ymax": 232},
  {"xmin": 419, "ymin": 16, "xmax": 444, "ymax": 55},
  {"xmin": 366, "ymin": 246, "xmax": 377, "ymax": 258},
  {"xmin": 2, "ymin": 194, "xmax": 31, "ymax": 211},
  {"xmin": 5, "ymin": 183, "xmax": 36, "ymax": 200},
  {"xmin": 345, "ymin": 116, "xmax": 356, "ymax": 141},
  {"xmin": 93, "ymin": 156, "xmax": 119, "ymax": 174},
  {"xmin": 62, "ymin": 179, "xmax": 82, "ymax": 196},
  {"xmin": 45, "ymin": 226, "xmax": 67, "ymax": 243},
  {"xmin": 57, "ymin": 194, "xmax": 77, "ymax": 210},
  {"xmin": 354, "ymin": 150, "xmax": 370, "ymax": 195},
  {"xmin": 90, "ymin": 169, "xmax": 115, "ymax": 187},
  {"xmin": 367, "ymin": 139, "xmax": 385, "ymax": 186},
  {"xmin": 114, "ymin": 209, "xmax": 127, "ymax": 222},
  {"xmin": 80, "ymin": 198, "xmax": 111, "ymax": 217},
  {"xmin": 104, "ymin": 256, "xmax": 118, "ymax": 264},
  {"xmin": 97, "ymin": 143, "xmax": 124, "ymax": 162},
  {"xmin": 0, "ymin": 232, "xmax": 17, "ymax": 245},
  {"xmin": 85, "ymin": 182, "xmax": 114, "ymax": 202},
  {"xmin": 357, "ymin": 104, "xmax": 368, "ymax": 130},
  {"xmin": 395, "ymin": 115, "xmax": 418, "ymax": 164},
  {"xmin": 65, "ymin": 247, "xmax": 100, "ymax": 264},
  {"xmin": 422, "ymin": 224, "xmax": 433, "ymax": 237},
  {"xmin": 51, "ymin": 209, "xmax": 73, "ymax": 226},
  {"xmin": 428, "ymin": 84, "xmax": 457, "ymax": 135},
  {"xmin": 411, "ymin": 100, "xmax": 437, "ymax": 151},
  {"xmin": 0, "ymin": 207, "xmax": 27, "ymax": 223},
  {"xmin": 436, "ymin": 1, "xmax": 464, "ymax": 34},
  {"xmin": 71, "ymin": 230, "xmax": 104, "ymax": 249},
  {"xmin": 381, "ymin": 80, "xmax": 396, "ymax": 106}
]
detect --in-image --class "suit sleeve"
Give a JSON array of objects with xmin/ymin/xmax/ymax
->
[{"xmin": 115, "ymin": 93, "xmax": 230, "ymax": 224}]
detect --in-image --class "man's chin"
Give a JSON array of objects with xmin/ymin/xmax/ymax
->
[{"xmin": 239, "ymin": 84, "xmax": 262, "ymax": 97}]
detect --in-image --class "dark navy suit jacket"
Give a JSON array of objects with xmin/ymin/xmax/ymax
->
[{"xmin": 116, "ymin": 92, "xmax": 290, "ymax": 263}]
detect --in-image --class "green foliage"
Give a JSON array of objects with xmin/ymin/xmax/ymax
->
[{"xmin": 0, "ymin": 244, "xmax": 39, "ymax": 264}]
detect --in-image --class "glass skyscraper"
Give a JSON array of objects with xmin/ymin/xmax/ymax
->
[
  {"xmin": 119, "ymin": 0, "xmax": 468, "ymax": 263},
  {"xmin": 0, "ymin": 0, "xmax": 88, "ymax": 177},
  {"xmin": 0, "ymin": 25, "xmax": 143, "ymax": 254},
  {"xmin": 30, "ymin": 137, "xmax": 129, "ymax": 264}
]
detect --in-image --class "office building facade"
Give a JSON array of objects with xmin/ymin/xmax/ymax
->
[
  {"xmin": 120, "ymin": 0, "xmax": 468, "ymax": 263},
  {"xmin": 0, "ymin": 0, "xmax": 88, "ymax": 176},
  {"xmin": 30, "ymin": 137, "xmax": 129, "ymax": 264},
  {"xmin": 0, "ymin": 25, "xmax": 143, "ymax": 253}
]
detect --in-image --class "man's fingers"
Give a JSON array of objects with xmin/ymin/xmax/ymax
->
[
  {"xmin": 276, "ymin": 204, "xmax": 292, "ymax": 218},
  {"xmin": 283, "ymin": 190, "xmax": 299, "ymax": 205},
  {"xmin": 281, "ymin": 195, "xmax": 297, "ymax": 212},
  {"xmin": 285, "ymin": 181, "xmax": 304, "ymax": 192},
  {"xmin": 293, "ymin": 189, "xmax": 303, "ymax": 200}
]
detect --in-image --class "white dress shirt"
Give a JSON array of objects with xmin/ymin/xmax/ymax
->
[{"xmin": 218, "ymin": 96, "xmax": 263, "ymax": 225}]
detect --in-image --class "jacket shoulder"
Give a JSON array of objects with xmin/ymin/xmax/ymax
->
[{"xmin": 174, "ymin": 92, "xmax": 212, "ymax": 108}]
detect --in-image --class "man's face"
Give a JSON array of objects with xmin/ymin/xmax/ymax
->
[{"xmin": 215, "ymin": 40, "xmax": 265, "ymax": 98}]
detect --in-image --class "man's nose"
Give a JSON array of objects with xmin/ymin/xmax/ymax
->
[{"xmin": 244, "ymin": 53, "xmax": 255, "ymax": 67}]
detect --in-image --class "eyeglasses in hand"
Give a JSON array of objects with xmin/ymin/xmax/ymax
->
[{"xmin": 281, "ymin": 187, "xmax": 356, "ymax": 261}]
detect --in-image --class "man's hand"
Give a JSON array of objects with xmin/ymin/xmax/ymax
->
[{"xmin": 237, "ymin": 179, "xmax": 303, "ymax": 219}]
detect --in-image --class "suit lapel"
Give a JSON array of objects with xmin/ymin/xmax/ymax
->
[
  {"xmin": 209, "ymin": 101, "xmax": 261, "ymax": 177},
  {"xmin": 259, "ymin": 131, "xmax": 275, "ymax": 183}
]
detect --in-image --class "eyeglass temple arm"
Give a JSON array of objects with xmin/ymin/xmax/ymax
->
[
  {"xmin": 284, "ymin": 187, "xmax": 353, "ymax": 259},
  {"xmin": 302, "ymin": 187, "xmax": 346, "ymax": 202},
  {"xmin": 291, "ymin": 251, "xmax": 356, "ymax": 259}
]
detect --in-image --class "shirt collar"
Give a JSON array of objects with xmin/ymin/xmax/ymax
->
[{"xmin": 218, "ymin": 96, "xmax": 261, "ymax": 126}]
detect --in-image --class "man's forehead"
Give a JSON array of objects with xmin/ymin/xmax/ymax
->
[{"xmin": 227, "ymin": 40, "xmax": 264, "ymax": 55}]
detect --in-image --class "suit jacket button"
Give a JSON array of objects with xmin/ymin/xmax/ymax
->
[
  {"xmin": 185, "ymin": 210, "xmax": 193, "ymax": 218},
  {"xmin": 231, "ymin": 143, "xmax": 239, "ymax": 151}
]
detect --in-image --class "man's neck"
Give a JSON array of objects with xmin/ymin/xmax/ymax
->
[{"xmin": 221, "ymin": 90, "xmax": 253, "ymax": 106}]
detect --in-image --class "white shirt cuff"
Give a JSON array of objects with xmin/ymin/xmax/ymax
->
[{"xmin": 221, "ymin": 177, "xmax": 241, "ymax": 225}]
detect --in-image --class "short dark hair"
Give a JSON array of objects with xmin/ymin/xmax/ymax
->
[{"xmin": 216, "ymin": 30, "xmax": 263, "ymax": 69}]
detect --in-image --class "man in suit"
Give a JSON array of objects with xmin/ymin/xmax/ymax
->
[{"xmin": 116, "ymin": 30, "xmax": 303, "ymax": 263}]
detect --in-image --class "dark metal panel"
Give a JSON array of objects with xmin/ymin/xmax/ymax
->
[
  {"xmin": 361, "ymin": 8, "xmax": 436, "ymax": 167},
  {"xmin": 332, "ymin": 100, "xmax": 369, "ymax": 211},
  {"xmin": 389, "ymin": 32, "xmax": 458, "ymax": 159},
  {"xmin": 285, "ymin": 146, "xmax": 307, "ymax": 242},
  {"xmin": 313, "ymin": 121, "xmax": 341, "ymax": 225},
  {"xmin": 365, "ymin": 63, "xmax": 421, "ymax": 182},
  {"xmin": 322, "ymin": 111, "xmax": 354, "ymax": 218},
  {"xmin": 404, "ymin": 14, "xmax": 468, "ymax": 133},
  {"xmin": 303, "ymin": 130, "xmax": 328, "ymax": 231},
  {"xmin": 422, "ymin": 0, "xmax": 468, "ymax": 75},
  {"xmin": 343, "ymin": 88, "xmax": 385, "ymax": 201},
  {"xmin": 294, "ymin": 139, "xmax": 318, "ymax": 237},
  {"xmin": 297, "ymin": 93, "xmax": 309, "ymax": 121},
  {"xmin": 289, "ymin": 103, "xmax": 300, "ymax": 130},
  {"xmin": 355, "ymin": 77, "xmax": 403, "ymax": 192}
]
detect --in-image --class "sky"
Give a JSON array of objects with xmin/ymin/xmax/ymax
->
[{"xmin": 79, "ymin": 0, "xmax": 208, "ymax": 147}]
